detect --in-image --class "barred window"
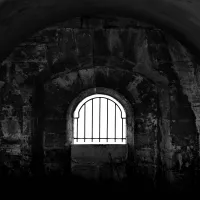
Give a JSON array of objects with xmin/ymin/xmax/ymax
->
[{"xmin": 73, "ymin": 94, "xmax": 126, "ymax": 145}]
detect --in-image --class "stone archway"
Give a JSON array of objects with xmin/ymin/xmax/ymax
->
[{"xmin": 66, "ymin": 87, "xmax": 134, "ymax": 183}]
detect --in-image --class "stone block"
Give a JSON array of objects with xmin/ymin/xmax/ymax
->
[
  {"xmin": 75, "ymin": 29, "xmax": 93, "ymax": 67},
  {"xmin": 136, "ymin": 148, "xmax": 154, "ymax": 163},
  {"xmin": 78, "ymin": 68, "xmax": 95, "ymax": 88},
  {"xmin": 44, "ymin": 119, "xmax": 67, "ymax": 134},
  {"xmin": 11, "ymin": 44, "xmax": 47, "ymax": 63},
  {"xmin": 44, "ymin": 132, "xmax": 66, "ymax": 148},
  {"xmin": 93, "ymin": 29, "xmax": 110, "ymax": 57},
  {"xmin": 148, "ymin": 43, "xmax": 171, "ymax": 64},
  {"xmin": 164, "ymin": 34, "xmax": 193, "ymax": 62}
]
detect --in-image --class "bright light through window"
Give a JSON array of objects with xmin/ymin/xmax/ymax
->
[{"xmin": 73, "ymin": 94, "xmax": 127, "ymax": 145}]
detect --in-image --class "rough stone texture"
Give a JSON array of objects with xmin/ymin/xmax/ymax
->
[{"xmin": 0, "ymin": 16, "xmax": 199, "ymax": 192}]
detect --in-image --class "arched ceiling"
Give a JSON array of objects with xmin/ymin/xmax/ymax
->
[{"xmin": 0, "ymin": 0, "xmax": 200, "ymax": 63}]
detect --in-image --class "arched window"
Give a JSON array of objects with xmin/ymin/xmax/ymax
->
[{"xmin": 73, "ymin": 94, "xmax": 127, "ymax": 145}]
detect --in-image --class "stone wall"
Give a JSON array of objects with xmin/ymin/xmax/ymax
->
[{"xmin": 0, "ymin": 16, "xmax": 199, "ymax": 191}]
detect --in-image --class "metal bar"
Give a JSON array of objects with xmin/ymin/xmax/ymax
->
[
  {"xmin": 84, "ymin": 104, "xmax": 86, "ymax": 142},
  {"xmin": 77, "ymin": 118, "xmax": 78, "ymax": 142},
  {"xmin": 99, "ymin": 98, "xmax": 101, "ymax": 142},
  {"xmin": 107, "ymin": 99, "xmax": 108, "ymax": 142},
  {"xmin": 73, "ymin": 118, "xmax": 76, "ymax": 139},
  {"xmin": 115, "ymin": 103, "xmax": 116, "ymax": 142},
  {"xmin": 74, "ymin": 138, "xmax": 126, "ymax": 139},
  {"xmin": 122, "ymin": 119, "xmax": 123, "ymax": 142},
  {"xmin": 92, "ymin": 99, "xmax": 93, "ymax": 142}
]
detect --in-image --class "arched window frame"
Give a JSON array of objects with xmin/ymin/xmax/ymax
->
[
  {"xmin": 66, "ymin": 87, "xmax": 134, "ymax": 147},
  {"xmin": 73, "ymin": 94, "xmax": 126, "ymax": 118},
  {"xmin": 73, "ymin": 94, "xmax": 126, "ymax": 144}
]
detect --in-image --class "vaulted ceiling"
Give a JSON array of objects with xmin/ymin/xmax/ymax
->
[{"xmin": 0, "ymin": 0, "xmax": 200, "ymax": 63}]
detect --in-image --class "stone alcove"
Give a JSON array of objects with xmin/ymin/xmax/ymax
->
[{"xmin": 66, "ymin": 87, "xmax": 134, "ymax": 181}]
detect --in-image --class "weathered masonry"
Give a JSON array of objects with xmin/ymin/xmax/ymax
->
[{"xmin": 0, "ymin": 15, "xmax": 200, "ymax": 193}]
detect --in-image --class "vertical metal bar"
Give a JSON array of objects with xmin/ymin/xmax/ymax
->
[
  {"xmin": 99, "ymin": 98, "xmax": 101, "ymax": 142},
  {"xmin": 84, "ymin": 104, "xmax": 86, "ymax": 142},
  {"xmin": 122, "ymin": 118, "xmax": 123, "ymax": 142},
  {"xmin": 107, "ymin": 99, "xmax": 108, "ymax": 142},
  {"xmin": 115, "ymin": 104, "xmax": 116, "ymax": 142},
  {"xmin": 92, "ymin": 99, "xmax": 93, "ymax": 142},
  {"xmin": 77, "ymin": 118, "xmax": 78, "ymax": 142}
]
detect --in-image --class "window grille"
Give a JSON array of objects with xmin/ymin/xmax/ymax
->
[{"xmin": 73, "ymin": 94, "xmax": 126, "ymax": 144}]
